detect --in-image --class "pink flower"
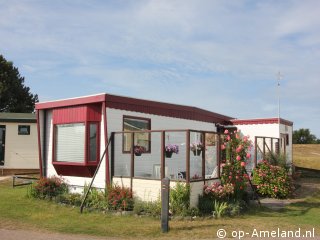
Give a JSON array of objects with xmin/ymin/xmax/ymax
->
[
  {"xmin": 236, "ymin": 155, "xmax": 241, "ymax": 161},
  {"xmin": 241, "ymin": 162, "xmax": 246, "ymax": 167},
  {"xmin": 227, "ymin": 135, "xmax": 231, "ymax": 141},
  {"xmin": 224, "ymin": 129, "xmax": 229, "ymax": 134},
  {"xmin": 246, "ymin": 153, "xmax": 251, "ymax": 159},
  {"xmin": 236, "ymin": 145, "xmax": 242, "ymax": 153},
  {"xmin": 221, "ymin": 144, "xmax": 226, "ymax": 150},
  {"xmin": 236, "ymin": 134, "xmax": 240, "ymax": 139},
  {"xmin": 243, "ymin": 136, "xmax": 248, "ymax": 142}
]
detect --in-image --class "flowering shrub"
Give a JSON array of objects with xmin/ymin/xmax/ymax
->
[
  {"xmin": 203, "ymin": 182, "xmax": 234, "ymax": 201},
  {"xmin": 28, "ymin": 176, "xmax": 68, "ymax": 200},
  {"xmin": 190, "ymin": 141, "xmax": 203, "ymax": 151},
  {"xmin": 220, "ymin": 129, "xmax": 252, "ymax": 199},
  {"xmin": 107, "ymin": 184, "xmax": 134, "ymax": 211},
  {"xmin": 134, "ymin": 145, "xmax": 146, "ymax": 155},
  {"xmin": 253, "ymin": 160, "xmax": 293, "ymax": 199},
  {"xmin": 165, "ymin": 144, "xmax": 179, "ymax": 154}
]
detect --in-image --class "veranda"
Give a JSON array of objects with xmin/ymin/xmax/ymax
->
[{"xmin": 109, "ymin": 129, "xmax": 285, "ymax": 206}]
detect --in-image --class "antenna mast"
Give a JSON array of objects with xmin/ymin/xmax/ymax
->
[{"xmin": 277, "ymin": 72, "xmax": 283, "ymax": 133}]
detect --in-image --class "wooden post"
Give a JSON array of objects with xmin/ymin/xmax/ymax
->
[
  {"xmin": 202, "ymin": 132, "xmax": 205, "ymax": 180},
  {"xmin": 161, "ymin": 177, "xmax": 170, "ymax": 233},
  {"xmin": 130, "ymin": 133, "xmax": 134, "ymax": 190},
  {"xmin": 161, "ymin": 131, "xmax": 165, "ymax": 179},
  {"xmin": 217, "ymin": 133, "xmax": 221, "ymax": 178},
  {"xmin": 254, "ymin": 137, "xmax": 257, "ymax": 168},
  {"xmin": 186, "ymin": 130, "xmax": 190, "ymax": 183},
  {"xmin": 263, "ymin": 137, "xmax": 266, "ymax": 160}
]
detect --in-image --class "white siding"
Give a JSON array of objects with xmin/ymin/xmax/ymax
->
[
  {"xmin": 106, "ymin": 108, "xmax": 216, "ymax": 133},
  {"xmin": 2, "ymin": 122, "xmax": 39, "ymax": 169},
  {"xmin": 107, "ymin": 108, "xmax": 216, "ymax": 180},
  {"xmin": 234, "ymin": 123, "xmax": 293, "ymax": 166}
]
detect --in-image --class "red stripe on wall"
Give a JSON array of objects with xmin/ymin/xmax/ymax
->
[{"xmin": 231, "ymin": 118, "xmax": 293, "ymax": 126}]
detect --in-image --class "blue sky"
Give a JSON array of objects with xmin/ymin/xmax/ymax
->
[{"xmin": 1, "ymin": 0, "xmax": 320, "ymax": 137}]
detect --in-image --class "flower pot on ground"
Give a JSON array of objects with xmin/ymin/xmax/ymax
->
[{"xmin": 165, "ymin": 144, "xmax": 179, "ymax": 158}]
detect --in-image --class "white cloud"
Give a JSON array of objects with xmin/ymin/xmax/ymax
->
[{"xmin": 1, "ymin": 0, "xmax": 320, "ymax": 136}]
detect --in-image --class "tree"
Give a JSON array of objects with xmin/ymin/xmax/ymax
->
[
  {"xmin": 293, "ymin": 128, "xmax": 318, "ymax": 144},
  {"xmin": 0, "ymin": 55, "xmax": 38, "ymax": 113}
]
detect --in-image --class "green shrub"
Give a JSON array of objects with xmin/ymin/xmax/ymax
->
[
  {"xmin": 226, "ymin": 200, "xmax": 247, "ymax": 217},
  {"xmin": 213, "ymin": 200, "xmax": 228, "ymax": 218},
  {"xmin": 264, "ymin": 152, "xmax": 288, "ymax": 168},
  {"xmin": 170, "ymin": 182, "xmax": 190, "ymax": 215},
  {"xmin": 56, "ymin": 193, "xmax": 83, "ymax": 206},
  {"xmin": 198, "ymin": 194, "xmax": 213, "ymax": 214},
  {"xmin": 133, "ymin": 199, "xmax": 161, "ymax": 217},
  {"xmin": 84, "ymin": 187, "xmax": 107, "ymax": 209},
  {"xmin": 253, "ymin": 160, "xmax": 293, "ymax": 199},
  {"xmin": 28, "ymin": 176, "xmax": 68, "ymax": 200}
]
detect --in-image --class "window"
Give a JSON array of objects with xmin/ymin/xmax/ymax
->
[
  {"xmin": 88, "ymin": 123, "xmax": 98, "ymax": 162},
  {"xmin": 54, "ymin": 122, "xmax": 99, "ymax": 164},
  {"xmin": 55, "ymin": 123, "xmax": 85, "ymax": 163},
  {"xmin": 123, "ymin": 116, "xmax": 151, "ymax": 153},
  {"xmin": 18, "ymin": 125, "xmax": 30, "ymax": 135}
]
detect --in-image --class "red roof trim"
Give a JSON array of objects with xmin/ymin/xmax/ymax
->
[
  {"xmin": 231, "ymin": 118, "xmax": 293, "ymax": 126},
  {"xmin": 36, "ymin": 93, "xmax": 233, "ymax": 124},
  {"xmin": 35, "ymin": 94, "xmax": 106, "ymax": 110},
  {"xmin": 104, "ymin": 94, "xmax": 232, "ymax": 124}
]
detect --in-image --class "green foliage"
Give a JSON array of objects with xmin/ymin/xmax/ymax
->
[
  {"xmin": 213, "ymin": 200, "xmax": 228, "ymax": 218},
  {"xmin": 198, "ymin": 194, "xmax": 214, "ymax": 214},
  {"xmin": 221, "ymin": 129, "xmax": 252, "ymax": 199},
  {"xmin": 293, "ymin": 128, "xmax": 318, "ymax": 144},
  {"xmin": 0, "ymin": 55, "xmax": 38, "ymax": 112},
  {"xmin": 264, "ymin": 152, "xmax": 288, "ymax": 168},
  {"xmin": 253, "ymin": 161, "xmax": 294, "ymax": 199},
  {"xmin": 170, "ymin": 182, "xmax": 190, "ymax": 215},
  {"xmin": 133, "ymin": 199, "xmax": 161, "ymax": 217},
  {"xmin": 226, "ymin": 200, "xmax": 248, "ymax": 217},
  {"xmin": 84, "ymin": 187, "xmax": 107, "ymax": 209},
  {"xmin": 27, "ymin": 176, "xmax": 68, "ymax": 200},
  {"xmin": 56, "ymin": 193, "xmax": 82, "ymax": 206}
]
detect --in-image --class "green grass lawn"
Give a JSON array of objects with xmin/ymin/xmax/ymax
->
[{"xmin": 0, "ymin": 179, "xmax": 319, "ymax": 239}]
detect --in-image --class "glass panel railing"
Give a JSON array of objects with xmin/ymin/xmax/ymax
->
[
  {"xmin": 165, "ymin": 131, "xmax": 186, "ymax": 181},
  {"xmin": 114, "ymin": 133, "xmax": 131, "ymax": 177},
  {"xmin": 134, "ymin": 132, "xmax": 161, "ymax": 179},
  {"xmin": 205, "ymin": 133, "xmax": 218, "ymax": 179},
  {"xmin": 190, "ymin": 131, "xmax": 203, "ymax": 180}
]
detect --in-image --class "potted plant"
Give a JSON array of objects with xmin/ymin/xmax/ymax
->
[
  {"xmin": 134, "ymin": 145, "xmax": 146, "ymax": 156},
  {"xmin": 165, "ymin": 144, "xmax": 179, "ymax": 158},
  {"xmin": 190, "ymin": 141, "xmax": 203, "ymax": 156}
]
